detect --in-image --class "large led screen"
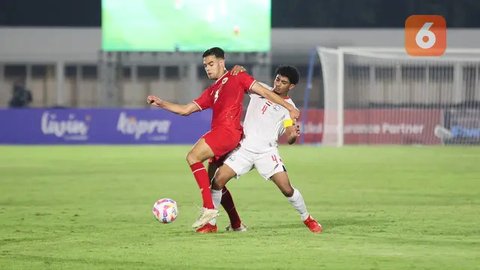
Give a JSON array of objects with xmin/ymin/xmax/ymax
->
[{"xmin": 102, "ymin": 0, "xmax": 271, "ymax": 52}]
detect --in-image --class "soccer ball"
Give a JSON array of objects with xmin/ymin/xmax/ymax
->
[{"xmin": 152, "ymin": 198, "xmax": 178, "ymax": 223}]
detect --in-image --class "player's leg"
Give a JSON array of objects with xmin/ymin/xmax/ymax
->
[
  {"xmin": 188, "ymin": 128, "xmax": 242, "ymax": 209},
  {"xmin": 212, "ymin": 162, "xmax": 250, "ymax": 231},
  {"xmin": 186, "ymin": 138, "xmax": 215, "ymax": 208},
  {"xmin": 269, "ymin": 171, "xmax": 310, "ymax": 219},
  {"xmin": 208, "ymin": 162, "xmax": 243, "ymax": 226},
  {"xmin": 221, "ymin": 188, "xmax": 247, "ymax": 231},
  {"xmin": 194, "ymin": 162, "xmax": 223, "ymax": 234},
  {"xmin": 255, "ymin": 150, "xmax": 322, "ymax": 233},
  {"xmin": 186, "ymin": 138, "xmax": 219, "ymax": 228},
  {"xmin": 214, "ymin": 147, "xmax": 254, "ymax": 231},
  {"xmin": 197, "ymin": 162, "xmax": 244, "ymax": 233},
  {"xmin": 189, "ymin": 129, "xmax": 242, "ymax": 230},
  {"xmin": 270, "ymin": 171, "xmax": 307, "ymax": 219},
  {"xmin": 209, "ymin": 162, "xmax": 236, "ymax": 209},
  {"xmin": 212, "ymin": 164, "xmax": 247, "ymax": 230},
  {"xmin": 207, "ymin": 161, "xmax": 221, "ymax": 208},
  {"xmin": 269, "ymin": 171, "xmax": 322, "ymax": 233},
  {"xmin": 211, "ymin": 163, "xmax": 236, "ymax": 191}
]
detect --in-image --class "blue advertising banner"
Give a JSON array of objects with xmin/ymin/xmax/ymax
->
[
  {"xmin": 0, "ymin": 109, "xmax": 212, "ymax": 144},
  {"xmin": 440, "ymin": 109, "xmax": 480, "ymax": 144}
]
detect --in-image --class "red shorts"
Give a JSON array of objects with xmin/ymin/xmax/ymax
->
[{"xmin": 202, "ymin": 127, "xmax": 242, "ymax": 164}]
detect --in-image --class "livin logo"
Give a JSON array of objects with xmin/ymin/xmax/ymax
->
[{"xmin": 41, "ymin": 112, "xmax": 89, "ymax": 139}]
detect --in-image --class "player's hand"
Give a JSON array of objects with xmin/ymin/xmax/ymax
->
[
  {"xmin": 230, "ymin": 65, "xmax": 246, "ymax": 75},
  {"xmin": 289, "ymin": 108, "xmax": 300, "ymax": 121},
  {"xmin": 294, "ymin": 123, "xmax": 301, "ymax": 137},
  {"xmin": 286, "ymin": 121, "xmax": 301, "ymax": 145},
  {"xmin": 147, "ymin": 95, "xmax": 163, "ymax": 107}
]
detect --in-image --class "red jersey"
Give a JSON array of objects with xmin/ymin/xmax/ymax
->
[{"xmin": 193, "ymin": 71, "xmax": 256, "ymax": 131}]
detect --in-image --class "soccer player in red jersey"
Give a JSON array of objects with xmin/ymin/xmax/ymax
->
[{"xmin": 147, "ymin": 47, "xmax": 300, "ymax": 230}]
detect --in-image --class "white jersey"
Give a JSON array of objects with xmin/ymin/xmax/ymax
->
[{"xmin": 240, "ymin": 83, "xmax": 296, "ymax": 153}]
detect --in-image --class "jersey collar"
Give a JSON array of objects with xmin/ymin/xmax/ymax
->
[{"xmin": 215, "ymin": 70, "xmax": 229, "ymax": 84}]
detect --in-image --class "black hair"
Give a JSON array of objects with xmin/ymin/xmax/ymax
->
[
  {"xmin": 202, "ymin": 47, "xmax": 225, "ymax": 59},
  {"xmin": 275, "ymin": 65, "xmax": 299, "ymax": 85}
]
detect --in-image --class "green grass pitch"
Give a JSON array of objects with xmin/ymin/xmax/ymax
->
[{"xmin": 1, "ymin": 145, "xmax": 479, "ymax": 269}]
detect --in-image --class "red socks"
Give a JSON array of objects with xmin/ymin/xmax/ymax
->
[
  {"xmin": 221, "ymin": 187, "xmax": 242, "ymax": 229},
  {"xmin": 190, "ymin": 162, "xmax": 214, "ymax": 209},
  {"xmin": 190, "ymin": 162, "xmax": 241, "ymax": 228}
]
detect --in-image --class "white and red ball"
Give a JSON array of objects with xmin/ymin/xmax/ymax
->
[{"xmin": 152, "ymin": 198, "xmax": 178, "ymax": 223}]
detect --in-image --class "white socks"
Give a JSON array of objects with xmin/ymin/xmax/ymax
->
[
  {"xmin": 210, "ymin": 188, "xmax": 223, "ymax": 225},
  {"xmin": 287, "ymin": 188, "xmax": 310, "ymax": 221},
  {"xmin": 211, "ymin": 187, "xmax": 309, "ymax": 224},
  {"xmin": 212, "ymin": 188, "xmax": 222, "ymax": 209}
]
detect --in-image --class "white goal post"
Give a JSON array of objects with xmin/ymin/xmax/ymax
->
[{"xmin": 316, "ymin": 47, "xmax": 480, "ymax": 146}]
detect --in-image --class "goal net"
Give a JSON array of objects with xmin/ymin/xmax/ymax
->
[{"xmin": 316, "ymin": 47, "xmax": 480, "ymax": 146}]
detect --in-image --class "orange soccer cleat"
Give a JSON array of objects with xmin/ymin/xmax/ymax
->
[
  {"xmin": 195, "ymin": 223, "xmax": 218, "ymax": 233},
  {"xmin": 303, "ymin": 215, "xmax": 322, "ymax": 233}
]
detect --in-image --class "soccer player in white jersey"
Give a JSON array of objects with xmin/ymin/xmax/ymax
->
[{"xmin": 198, "ymin": 66, "xmax": 322, "ymax": 233}]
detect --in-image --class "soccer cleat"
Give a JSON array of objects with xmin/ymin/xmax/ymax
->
[
  {"xmin": 192, "ymin": 208, "xmax": 219, "ymax": 228},
  {"xmin": 225, "ymin": 223, "xmax": 248, "ymax": 232},
  {"xmin": 195, "ymin": 223, "xmax": 218, "ymax": 233},
  {"xmin": 303, "ymin": 215, "xmax": 322, "ymax": 233}
]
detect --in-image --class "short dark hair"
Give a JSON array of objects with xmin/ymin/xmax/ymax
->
[
  {"xmin": 202, "ymin": 47, "xmax": 225, "ymax": 59},
  {"xmin": 275, "ymin": 65, "xmax": 299, "ymax": 85}
]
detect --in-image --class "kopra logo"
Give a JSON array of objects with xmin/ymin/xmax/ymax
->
[
  {"xmin": 405, "ymin": 15, "xmax": 446, "ymax": 56},
  {"xmin": 116, "ymin": 112, "xmax": 171, "ymax": 140}
]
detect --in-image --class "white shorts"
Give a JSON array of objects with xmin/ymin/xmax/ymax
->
[{"xmin": 223, "ymin": 146, "xmax": 286, "ymax": 180}]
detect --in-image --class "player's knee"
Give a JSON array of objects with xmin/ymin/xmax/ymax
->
[
  {"xmin": 281, "ymin": 186, "xmax": 294, "ymax": 197},
  {"xmin": 211, "ymin": 178, "xmax": 223, "ymax": 190},
  {"xmin": 213, "ymin": 171, "xmax": 228, "ymax": 188},
  {"xmin": 185, "ymin": 151, "xmax": 198, "ymax": 165}
]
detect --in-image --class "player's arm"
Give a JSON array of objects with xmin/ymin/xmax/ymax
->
[
  {"xmin": 147, "ymin": 95, "xmax": 199, "ymax": 116},
  {"xmin": 250, "ymin": 82, "xmax": 300, "ymax": 120},
  {"xmin": 284, "ymin": 121, "xmax": 301, "ymax": 144}
]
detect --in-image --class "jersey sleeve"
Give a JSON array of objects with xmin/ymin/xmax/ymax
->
[
  {"xmin": 193, "ymin": 86, "xmax": 213, "ymax": 110},
  {"xmin": 237, "ymin": 72, "xmax": 256, "ymax": 93}
]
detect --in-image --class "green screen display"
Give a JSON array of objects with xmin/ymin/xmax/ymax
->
[{"xmin": 102, "ymin": 0, "xmax": 271, "ymax": 52}]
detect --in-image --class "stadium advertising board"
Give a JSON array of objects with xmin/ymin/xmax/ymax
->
[
  {"xmin": 0, "ymin": 109, "xmax": 211, "ymax": 144},
  {"xmin": 343, "ymin": 109, "xmax": 442, "ymax": 144},
  {"xmin": 297, "ymin": 109, "xmax": 324, "ymax": 144},
  {"xmin": 441, "ymin": 109, "xmax": 480, "ymax": 144},
  {"xmin": 0, "ymin": 108, "xmax": 445, "ymax": 145},
  {"xmin": 297, "ymin": 109, "xmax": 442, "ymax": 145}
]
